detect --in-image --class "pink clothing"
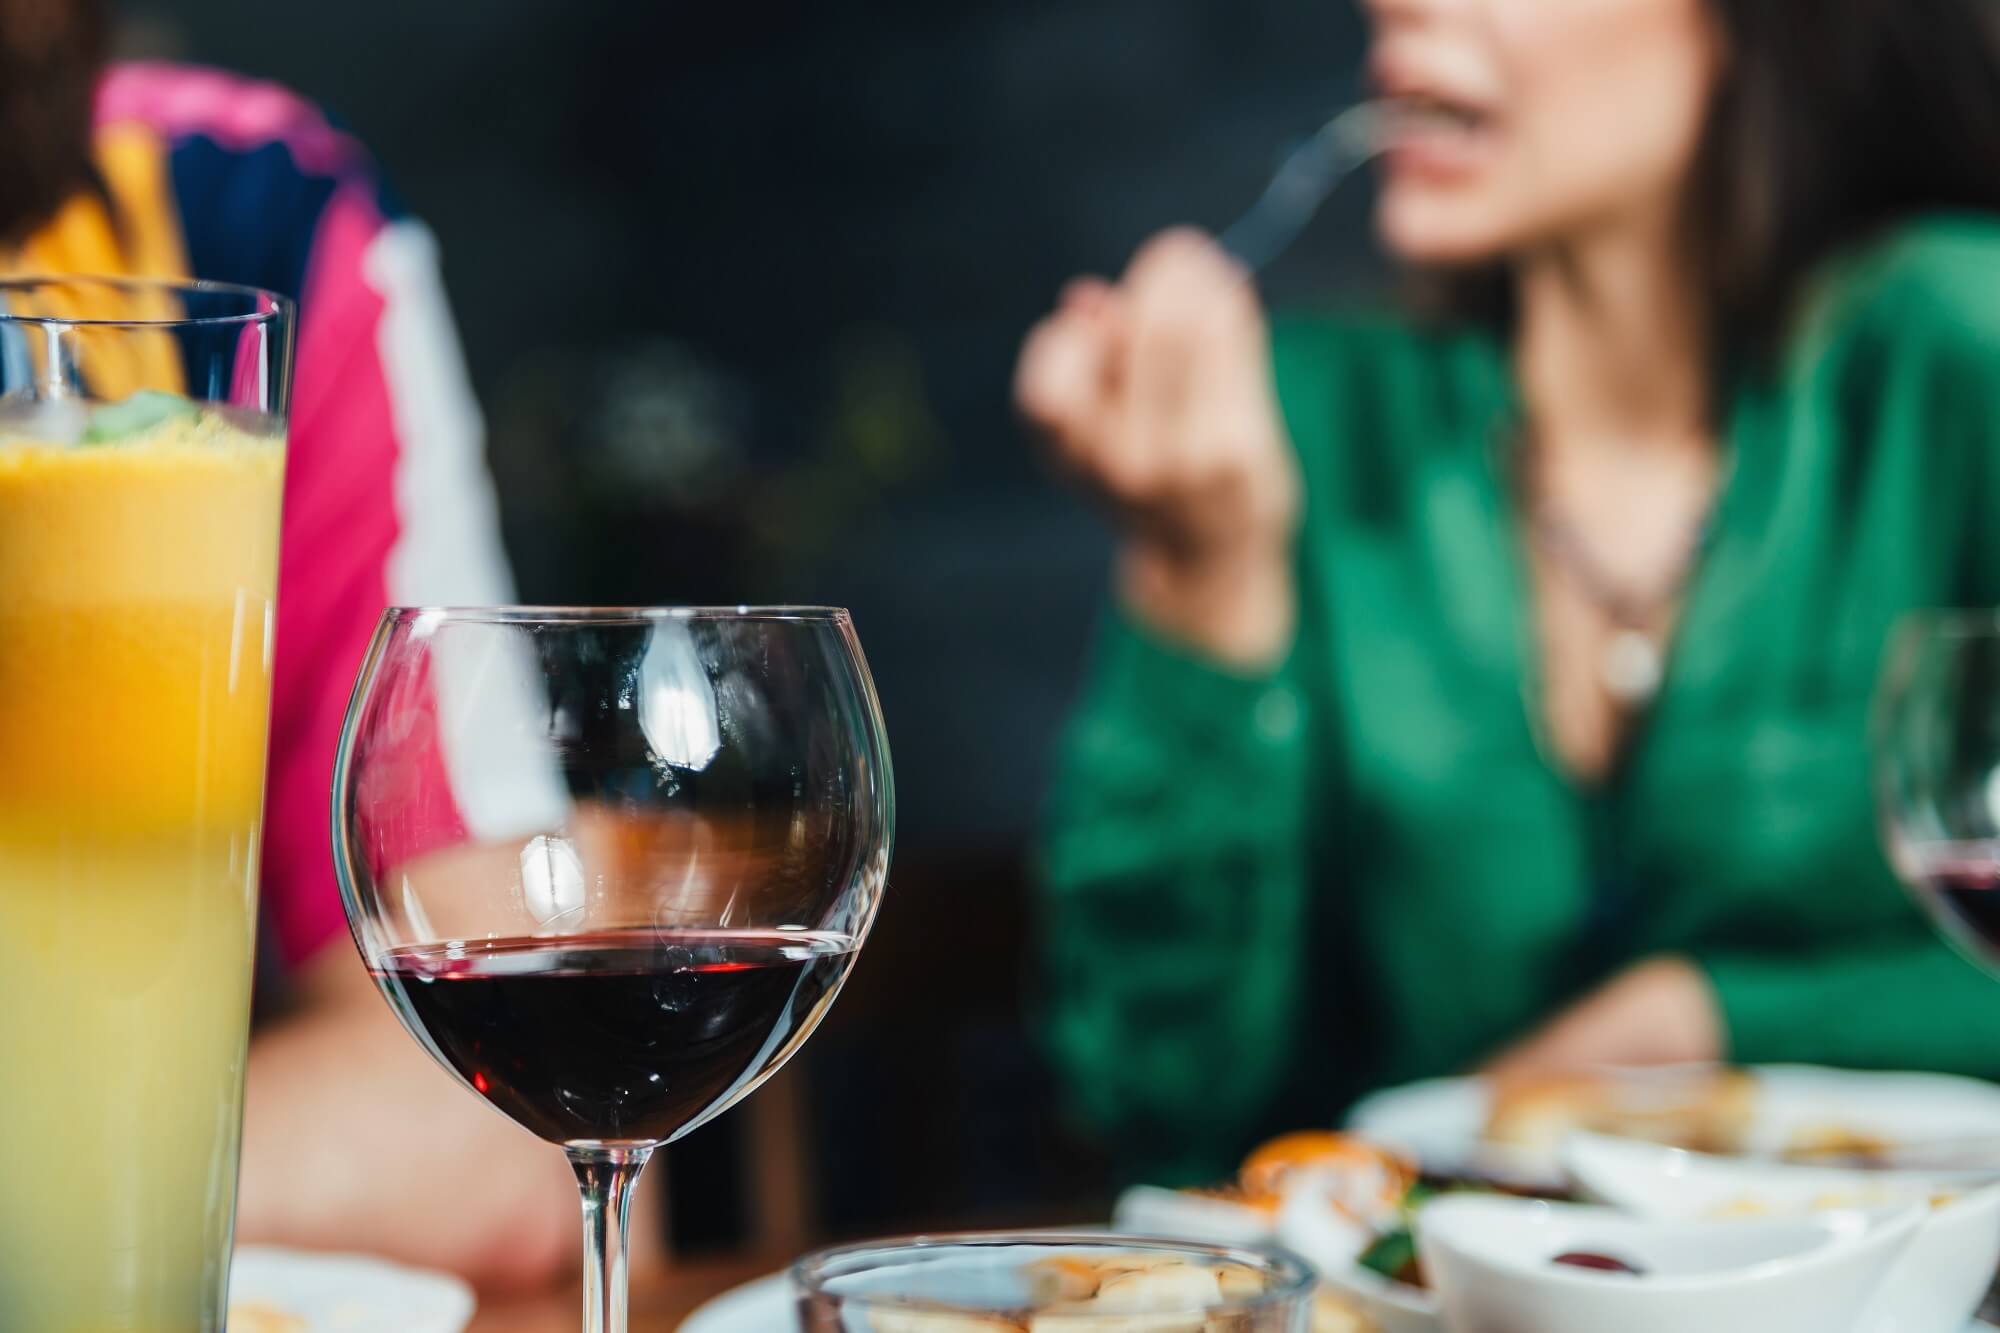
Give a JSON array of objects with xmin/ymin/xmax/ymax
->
[{"xmin": 90, "ymin": 64, "xmax": 515, "ymax": 968}]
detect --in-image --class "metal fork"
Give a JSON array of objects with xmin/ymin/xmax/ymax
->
[{"xmin": 1217, "ymin": 101, "xmax": 1388, "ymax": 272}]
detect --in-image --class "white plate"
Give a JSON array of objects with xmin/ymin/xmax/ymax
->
[
  {"xmin": 1348, "ymin": 1065, "xmax": 2000, "ymax": 1184},
  {"xmin": 679, "ymin": 1272, "xmax": 788, "ymax": 1332},
  {"xmin": 229, "ymin": 1246, "xmax": 475, "ymax": 1332},
  {"xmin": 673, "ymin": 1268, "xmax": 2000, "ymax": 1333}
]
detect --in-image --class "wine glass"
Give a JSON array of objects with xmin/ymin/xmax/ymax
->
[
  {"xmin": 333, "ymin": 606, "xmax": 892, "ymax": 1333},
  {"xmin": 1873, "ymin": 611, "xmax": 2000, "ymax": 971}
]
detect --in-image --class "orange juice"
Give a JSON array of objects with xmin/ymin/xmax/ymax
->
[{"xmin": 0, "ymin": 417, "xmax": 284, "ymax": 1329}]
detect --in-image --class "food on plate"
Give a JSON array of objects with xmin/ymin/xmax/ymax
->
[
  {"xmin": 1023, "ymin": 1253, "xmax": 1265, "ymax": 1323},
  {"xmin": 1238, "ymin": 1133, "xmax": 1416, "ymax": 1217},
  {"xmin": 1778, "ymin": 1123, "xmax": 1899, "ymax": 1166},
  {"xmin": 1483, "ymin": 1067, "xmax": 1756, "ymax": 1155},
  {"xmin": 863, "ymin": 1254, "xmax": 1277, "ymax": 1331},
  {"xmin": 1710, "ymin": 1186, "xmax": 1958, "ymax": 1219},
  {"xmin": 226, "ymin": 1306, "xmax": 307, "ymax": 1333},
  {"xmin": 867, "ymin": 1312, "xmax": 1025, "ymax": 1332},
  {"xmin": 1308, "ymin": 1289, "xmax": 1381, "ymax": 1332},
  {"xmin": 1352, "ymin": 1217, "xmax": 1427, "ymax": 1288},
  {"xmin": 1791, "ymin": 1132, "xmax": 2000, "ymax": 1173},
  {"xmin": 1198, "ymin": 1131, "xmax": 1572, "ymax": 1296},
  {"xmin": 1027, "ymin": 1252, "xmax": 1262, "ymax": 1304},
  {"xmin": 1232, "ymin": 1128, "xmax": 1424, "ymax": 1216},
  {"xmin": 1232, "ymin": 1135, "xmax": 1433, "ymax": 1286}
]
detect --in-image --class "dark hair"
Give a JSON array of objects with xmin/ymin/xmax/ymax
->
[
  {"xmin": 0, "ymin": 0, "xmax": 107, "ymax": 245},
  {"xmin": 1435, "ymin": 0, "xmax": 2000, "ymax": 364}
]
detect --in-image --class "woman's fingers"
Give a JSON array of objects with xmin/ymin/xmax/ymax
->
[
  {"xmin": 1116, "ymin": 230, "xmax": 1222, "ymax": 500},
  {"xmin": 1060, "ymin": 276, "xmax": 1114, "ymax": 314},
  {"xmin": 1016, "ymin": 229, "xmax": 1300, "ymax": 666},
  {"xmin": 1015, "ymin": 306, "xmax": 1114, "ymax": 454},
  {"xmin": 1016, "ymin": 227, "xmax": 1294, "ymax": 554},
  {"xmin": 1178, "ymin": 247, "xmax": 1266, "ymax": 480}
]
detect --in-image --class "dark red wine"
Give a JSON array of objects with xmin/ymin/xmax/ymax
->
[
  {"xmin": 1551, "ymin": 1251, "xmax": 1643, "ymax": 1276},
  {"xmin": 370, "ymin": 928, "xmax": 856, "ymax": 1145},
  {"xmin": 1911, "ymin": 849, "xmax": 2000, "ymax": 966}
]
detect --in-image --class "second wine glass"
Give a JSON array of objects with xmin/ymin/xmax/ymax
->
[
  {"xmin": 1874, "ymin": 611, "xmax": 2000, "ymax": 972},
  {"xmin": 333, "ymin": 606, "xmax": 892, "ymax": 1333}
]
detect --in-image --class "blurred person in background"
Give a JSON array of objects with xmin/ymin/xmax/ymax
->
[
  {"xmin": 1020, "ymin": 0, "xmax": 2000, "ymax": 1182},
  {"xmin": 0, "ymin": 0, "xmax": 607, "ymax": 1290}
]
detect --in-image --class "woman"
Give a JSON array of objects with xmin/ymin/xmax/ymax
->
[
  {"xmin": 0, "ymin": 1, "xmax": 596, "ymax": 1290},
  {"xmin": 1018, "ymin": 0, "xmax": 2000, "ymax": 1183}
]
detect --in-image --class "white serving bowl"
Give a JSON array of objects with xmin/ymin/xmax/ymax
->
[
  {"xmin": 1415, "ymin": 1195, "xmax": 1922, "ymax": 1333},
  {"xmin": 1566, "ymin": 1132, "xmax": 2000, "ymax": 1333}
]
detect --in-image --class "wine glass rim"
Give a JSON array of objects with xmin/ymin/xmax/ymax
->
[
  {"xmin": 789, "ymin": 1230, "xmax": 1317, "ymax": 1318},
  {"xmin": 0, "ymin": 275, "xmax": 291, "ymax": 328},
  {"xmin": 385, "ymin": 604, "xmax": 852, "ymax": 624}
]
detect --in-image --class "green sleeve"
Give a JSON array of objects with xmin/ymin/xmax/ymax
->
[
  {"xmin": 1802, "ymin": 215, "xmax": 2000, "ymax": 594},
  {"xmin": 1707, "ymin": 221, "xmax": 2000, "ymax": 1076},
  {"xmin": 1703, "ymin": 933, "xmax": 2000, "ymax": 1076},
  {"xmin": 1705, "ymin": 217, "xmax": 2000, "ymax": 1074},
  {"xmin": 1037, "ymin": 613, "xmax": 1311, "ymax": 1184}
]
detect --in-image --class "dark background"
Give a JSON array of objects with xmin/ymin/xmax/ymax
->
[{"xmin": 123, "ymin": 0, "xmax": 1381, "ymax": 1245}]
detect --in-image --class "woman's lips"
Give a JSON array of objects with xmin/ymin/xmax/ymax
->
[{"xmin": 1380, "ymin": 101, "xmax": 1495, "ymax": 182}]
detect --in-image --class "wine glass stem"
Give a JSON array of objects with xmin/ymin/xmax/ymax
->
[{"xmin": 569, "ymin": 1145, "xmax": 654, "ymax": 1333}]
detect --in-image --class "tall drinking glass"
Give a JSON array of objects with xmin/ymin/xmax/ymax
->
[
  {"xmin": 0, "ymin": 277, "xmax": 292, "ymax": 1329},
  {"xmin": 333, "ymin": 607, "xmax": 892, "ymax": 1333}
]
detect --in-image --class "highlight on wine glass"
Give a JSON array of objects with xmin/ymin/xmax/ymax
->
[
  {"xmin": 332, "ymin": 606, "xmax": 893, "ymax": 1333},
  {"xmin": 793, "ymin": 1233, "xmax": 1317, "ymax": 1330},
  {"xmin": 1874, "ymin": 610, "xmax": 2000, "ymax": 974}
]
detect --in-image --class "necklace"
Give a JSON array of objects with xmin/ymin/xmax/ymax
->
[{"xmin": 1517, "ymin": 436, "xmax": 1725, "ymax": 709}]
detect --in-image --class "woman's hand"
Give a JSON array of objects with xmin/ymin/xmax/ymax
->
[
  {"xmin": 1483, "ymin": 956, "xmax": 1724, "ymax": 1081},
  {"xmin": 1015, "ymin": 229, "xmax": 1301, "ymax": 669}
]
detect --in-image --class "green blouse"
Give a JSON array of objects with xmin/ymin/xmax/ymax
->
[{"xmin": 1039, "ymin": 215, "xmax": 2000, "ymax": 1183}]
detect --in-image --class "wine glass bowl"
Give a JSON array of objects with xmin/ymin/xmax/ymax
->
[{"xmin": 333, "ymin": 606, "xmax": 891, "ymax": 1331}]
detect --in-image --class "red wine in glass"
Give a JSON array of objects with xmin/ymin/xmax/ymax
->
[
  {"xmin": 370, "ymin": 927, "xmax": 857, "ymax": 1145},
  {"xmin": 1903, "ymin": 842, "xmax": 2000, "ymax": 969},
  {"xmin": 335, "ymin": 607, "xmax": 891, "ymax": 1333}
]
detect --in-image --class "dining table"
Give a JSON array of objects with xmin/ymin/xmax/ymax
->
[{"xmin": 466, "ymin": 1254, "xmax": 785, "ymax": 1332}]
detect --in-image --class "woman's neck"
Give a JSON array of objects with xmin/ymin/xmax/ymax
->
[{"xmin": 1514, "ymin": 221, "xmax": 1712, "ymax": 453}]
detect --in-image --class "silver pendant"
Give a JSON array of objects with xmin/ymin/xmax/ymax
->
[{"xmin": 1601, "ymin": 628, "xmax": 1663, "ymax": 705}]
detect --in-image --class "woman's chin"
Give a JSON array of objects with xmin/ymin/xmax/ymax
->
[{"xmin": 1376, "ymin": 195, "xmax": 1512, "ymax": 269}]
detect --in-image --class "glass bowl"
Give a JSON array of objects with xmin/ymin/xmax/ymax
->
[{"xmin": 793, "ymin": 1231, "xmax": 1315, "ymax": 1330}]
